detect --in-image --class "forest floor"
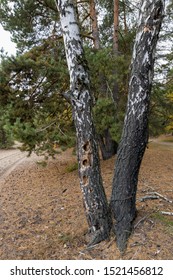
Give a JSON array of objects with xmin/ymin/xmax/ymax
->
[{"xmin": 0, "ymin": 135, "xmax": 173, "ymax": 260}]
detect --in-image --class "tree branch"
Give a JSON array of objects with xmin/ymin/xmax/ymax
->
[
  {"xmin": 160, "ymin": 211, "xmax": 173, "ymax": 216},
  {"xmin": 134, "ymin": 212, "xmax": 154, "ymax": 229},
  {"xmin": 139, "ymin": 195, "xmax": 159, "ymax": 202},
  {"xmin": 61, "ymin": 90, "xmax": 72, "ymax": 102},
  {"xmin": 148, "ymin": 192, "xmax": 173, "ymax": 204}
]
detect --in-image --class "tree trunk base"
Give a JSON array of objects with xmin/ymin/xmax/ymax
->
[
  {"xmin": 110, "ymin": 197, "xmax": 137, "ymax": 252},
  {"xmin": 87, "ymin": 227, "xmax": 111, "ymax": 247},
  {"xmin": 114, "ymin": 219, "xmax": 134, "ymax": 253},
  {"xmin": 85, "ymin": 208, "xmax": 112, "ymax": 247}
]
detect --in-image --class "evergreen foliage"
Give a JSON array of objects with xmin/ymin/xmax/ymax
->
[
  {"xmin": 0, "ymin": 0, "xmax": 172, "ymax": 154},
  {"xmin": 0, "ymin": 38, "xmax": 75, "ymax": 155}
]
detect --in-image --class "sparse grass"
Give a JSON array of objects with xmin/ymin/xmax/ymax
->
[
  {"xmin": 58, "ymin": 233, "xmax": 74, "ymax": 244},
  {"xmin": 158, "ymin": 135, "xmax": 173, "ymax": 143},
  {"xmin": 166, "ymin": 226, "xmax": 173, "ymax": 236},
  {"xmin": 152, "ymin": 212, "xmax": 173, "ymax": 227},
  {"xmin": 66, "ymin": 162, "xmax": 78, "ymax": 173},
  {"xmin": 161, "ymin": 138, "xmax": 173, "ymax": 143}
]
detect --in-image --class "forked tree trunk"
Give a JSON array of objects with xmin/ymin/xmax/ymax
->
[
  {"xmin": 110, "ymin": 0, "xmax": 165, "ymax": 252},
  {"xmin": 55, "ymin": 0, "xmax": 112, "ymax": 245}
]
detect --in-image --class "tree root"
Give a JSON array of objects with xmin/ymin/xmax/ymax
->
[{"xmin": 87, "ymin": 229, "xmax": 110, "ymax": 248}]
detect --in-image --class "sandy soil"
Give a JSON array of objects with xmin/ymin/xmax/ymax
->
[{"xmin": 0, "ymin": 137, "xmax": 173, "ymax": 260}]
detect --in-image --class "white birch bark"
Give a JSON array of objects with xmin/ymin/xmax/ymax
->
[{"xmin": 55, "ymin": 0, "xmax": 111, "ymax": 245}]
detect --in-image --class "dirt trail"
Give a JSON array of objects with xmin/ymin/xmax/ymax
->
[
  {"xmin": 150, "ymin": 136, "xmax": 173, "ymax": 149},
  {"xmin": 0, "ymin": 149, "xmax": 27, "ymax": 181},
  {"xmin": 0, "ymin": 139, "xmax": 173, "ymax": 260}
]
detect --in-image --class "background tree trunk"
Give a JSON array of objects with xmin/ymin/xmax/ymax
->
[
  {"xmin": 111, "ymin": 0, "xmax": 119, "ymax": 104},
  {"xmin": 122, "ymin": 0, "xmax": 128, "ymax": 34},
  {"xmin": 110, "ymin": 0, "xmax": 165, "ymax": 252},
  {"xmin": 90, "ymin": 0, "xmax": 100, "ymax": 49},
  {"xmin": 113, "ymin": 0, "xmax": 119, "ymax": 54},
  {"xmin": 89, "ymin": 0, "xmax": 118, "ymax": 160},
  {"xmin": 98, "ymin": 129, "xmax": 118, "ymax": 160},
  {"xmin": 56, "ymin": 0, "xmax": 112, "ymax": 245}
]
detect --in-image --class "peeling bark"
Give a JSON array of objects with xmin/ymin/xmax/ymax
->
[
  {"xmin": 110, "ymin": 0, "xmax": 165, "ymax": 252},
  {"xmin": 55, "ymin": 0, "xmax": 112, "ymax": 245}
]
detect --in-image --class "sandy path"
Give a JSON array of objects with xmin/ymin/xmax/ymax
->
[
  {"xmin": 0, "ymin": 149, "xmax": 27, "ymax": 180},
  {"xmin": 0, "ymin": 148, "xmax": 47, "ymax": 183}
]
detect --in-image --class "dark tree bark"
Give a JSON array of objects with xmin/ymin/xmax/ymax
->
[
  {"xmin": 98, "ymin": 129, "xmax": 118, "ymax": 160},
  {"xmin": 110, "ymin": 0, "xmax": 165, "ymax": 252},
  {"xmin": 55, "ymin": 0, "xmax": 112, "ymax": 245}
]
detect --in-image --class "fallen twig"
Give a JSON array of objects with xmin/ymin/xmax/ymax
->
[
  {"xmin": 134, "ymin": 212, "xmax": 153, "ymax": 229},
  {"xmin": 139, "ymin": 195, "xmax": 159, "ymax": 202},
  {"xmin": 160, "ymin": 211, "xmax": 173, "ymax": 216},
  {"xmin": 149, "ymin": 192, "xmax": 173, "ymax": 204},
  {"xmin": 139, "ymin": 191, "xmax": 173, "ymax": 204}
]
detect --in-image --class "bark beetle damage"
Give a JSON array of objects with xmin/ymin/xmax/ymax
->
[{"xmin": 81, "ymin": 140, "xmax": 92, "ymax": 186}]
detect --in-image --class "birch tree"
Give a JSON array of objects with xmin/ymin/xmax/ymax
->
[
  {"xmin": 55, "ymin": 0, "xmax": 112, "ymax": 245},
  {"xmin": 110, "ymin": 0, "xmax": 165, "ymax": 252}
]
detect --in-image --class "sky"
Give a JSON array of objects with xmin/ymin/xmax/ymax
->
[{"xmin": 0, "ymin": 25, "xmax": 16, "ymax": 56}]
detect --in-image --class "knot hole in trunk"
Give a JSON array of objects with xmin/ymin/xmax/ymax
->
[
  {"xmin": 82, "ymin": 140, "xmax": 92, "ymax": 168},
  {"xmin": 83, "ymin": 175, "xmax": 89, "ymax": 186}
]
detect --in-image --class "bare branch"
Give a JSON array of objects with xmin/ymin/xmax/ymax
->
[
  {"xmin": 139, "ymin": 195, "xmax": 159, "ymax": 202},
  {"xmin": 36, "ymin": 121, "xmax": 56, "ymax": 133},
  {"xmin": 61, "ymin": 90, "xmax": 72, "ymax": 102},
  {"xmin": 160, "ymin": 211, "xmax": 173, "ymax": 216},
  {"xmin": 134, "ymin": 212, "xmax": 154, "ymax": 229},
  {"xmin": 148, "ymin": 192, "xmax": 173, "ymax": 204}
]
